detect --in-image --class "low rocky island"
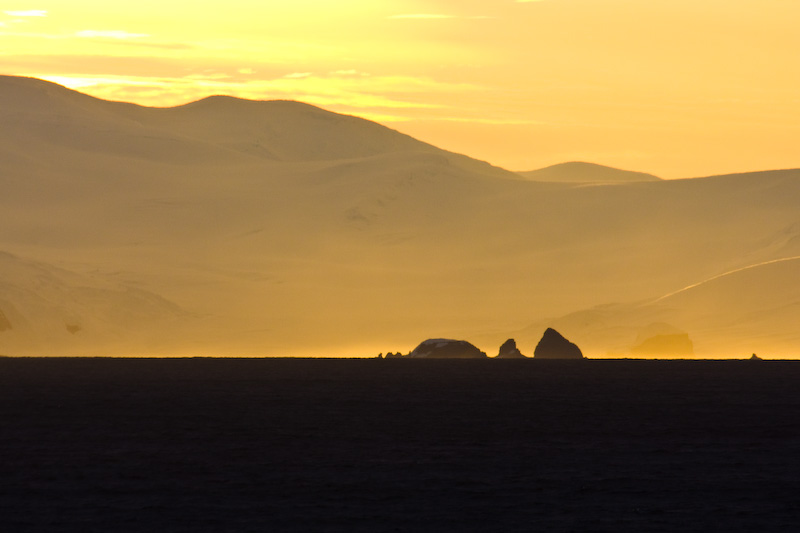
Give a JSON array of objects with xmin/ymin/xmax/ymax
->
[
  {"xmin": 408, "ymin": 339, "xmax": 488, "ymax": 359},
  {"xmin": 389, "ymin": 329, "xmax": 584, "ymax": 359}
]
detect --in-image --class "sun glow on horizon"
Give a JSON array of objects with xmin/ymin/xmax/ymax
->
[{"xmin": 2, "ymin": 0, "xmax": 800, "ymax": 177}]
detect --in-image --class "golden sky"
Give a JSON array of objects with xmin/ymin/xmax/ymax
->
[{"xmin": 2, "ymin": 0, "xmax": 799, "ymax": 178}]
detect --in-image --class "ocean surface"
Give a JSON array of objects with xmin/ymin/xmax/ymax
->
[{"xmin": 1, "ymin": 358, "xmax": 799, "ymax": 532}]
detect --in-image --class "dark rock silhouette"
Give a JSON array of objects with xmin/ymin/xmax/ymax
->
[
  {"xmin": 631, "ymin": 333, "xmax": 694, "ymax": 358},
  {"xmin": 385, "ymin": 352, "xmax": 405, "ymax": 359},
  {"xmin": 534, "ymin": 328, "xmax": 584, "ymax": 359},
  {"xmin": 496, "ymin": 338, "xmax": 526, "ymax": 358},
  {"xmin": 408, "ymin": 339, "xmax": 487, "ymax": 359},
  {"xmin": 0, "ymin": 309, "xmax": 11, "ymax": 332},
  {"xmin": 750, "ymin": 353, "xmax": 763, "ymax": 361}
]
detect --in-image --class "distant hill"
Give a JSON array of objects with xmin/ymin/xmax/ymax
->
[
  {"xmin": 1, "ymin": 75, "xmax": 799, "ymax": 358},
  {"xmin": 518, "ymin": 162, "xmax": 661, "ymax": 183}
]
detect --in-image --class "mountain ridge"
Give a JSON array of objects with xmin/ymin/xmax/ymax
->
[{"xmin": 0, "ymin": 75, "xmax": 516, "ymax": 179}]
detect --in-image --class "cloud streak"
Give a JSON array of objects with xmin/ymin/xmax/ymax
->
[
  {"xmin": 388, "ymin": 14, "xmax": 494, "ymax": 20},
  {"xmin": 4, "ymin": 10, "xmax": 47, "ymax": 17},
  {"xmin": 76, "ymin": 30, "xmax": 150, "ymax": 39},
  {"xmin": 388, "ymin": 14, "xmax": 456, "ymax": 20}
]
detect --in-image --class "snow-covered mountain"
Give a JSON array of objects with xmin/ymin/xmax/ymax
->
[{"xmin": 2, "ymin": 75, "xmax": 799, "ymax": 357}]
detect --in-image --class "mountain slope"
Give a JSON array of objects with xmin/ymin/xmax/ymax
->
[
  {"xmin": 651, "ymin": 256, "xmax": 800, "ymax": 357},
  {"xmin": 0, "ymin": 251, "xmax": 186, "ymax": 356},
  {"xmin": 515, "ymin": 256, "xmax": 800, "ymax": 359}
]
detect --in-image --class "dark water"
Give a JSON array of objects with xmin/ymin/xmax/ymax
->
[{"xmin": 1, "ymin": 358, "xmax": 799, "ymax": 532}]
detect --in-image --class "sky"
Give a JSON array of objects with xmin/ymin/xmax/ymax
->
[{"xmin": 2, "ymin": 0, "xmax": 799, "ymax": 178}]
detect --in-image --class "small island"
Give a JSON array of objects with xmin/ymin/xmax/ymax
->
[{"xmin": 383, "ymin": 328, "xmax": 584, "ymax": 359}]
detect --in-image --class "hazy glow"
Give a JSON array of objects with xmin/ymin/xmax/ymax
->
[{"xmin": 2, "ymin": 0, "xmax": 800, "ymax": 177}]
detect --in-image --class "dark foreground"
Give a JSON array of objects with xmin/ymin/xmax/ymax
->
[{"xmin": 1, "ymin": 358, "xmax": 799, "ymax": 532}]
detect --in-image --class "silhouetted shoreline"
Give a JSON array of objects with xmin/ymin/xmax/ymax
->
[{"xmin": 0, "ymin": 355, "xmax": 789, "ymax": 360}]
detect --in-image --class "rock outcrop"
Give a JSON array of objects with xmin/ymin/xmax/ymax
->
[
  {"xmin": 496, "ymin": 338, "xmax": 526, "ymax": 358},
  {"xmin": 408, "ymin": 339, "xmax": 487, "ymax": 359},
  {"xmin": 533, "ymin": 328, "xmax": 584, "ymax": 359}
]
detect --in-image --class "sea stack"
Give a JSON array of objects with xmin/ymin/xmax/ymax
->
[
  {"xmin": 408, "ymin": 339, "xmax": 487, "ymax": 359},
  {"xmin": 533, "ymin": 328, "xmax": 584, "ymax": 359},
  {"xmin": 496, "ymin": 338, "xmax": 526, "ymax": 358}
]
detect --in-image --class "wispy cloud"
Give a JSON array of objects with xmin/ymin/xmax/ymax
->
[
  {"xmin": 0, "ymin": 28, "xmax": 187, "ymax": 49},
  {"xmin": 185, "ymin": 72, "xmax": 232, "ymax": 81},
  {"xmin": 76, "ymin": 30, "xmax": 149, "ymax": 39},
  {"xmin": 40, "ymin": 75, "xmax": 156, "ymax": 90},
  {"xmin": 0, "ymin": 30, "xmax": 59, "ymax": 38},
  {"xmin": 104, "ymin": 39, "xmax": 193, "ymax": 50},
  {"xmin": 435, "ymin": 116, "xmax": 546, "ymax": 126},
  {"xmin": 330, "ymin": 70, "xmax": 369, "ymax": 77},
  {"xmin": 388, "ymin": 14, "xmax": 456, "ymax": 20},
  {"xmin": 284, "ymin": 72, "xmax": 313, "ymax": 79},
  {"xmin": 388, "ymin": 13, "xmax": 494, "ymax": 21},
  {"xmin": 4, "ymin": 10, "xmax": 47, "ymax": 17}
]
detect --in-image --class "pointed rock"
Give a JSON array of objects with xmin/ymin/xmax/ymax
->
[
  {"xmin": 496, "ymin": 338, "xmax": 526, "ymax": 358},
  {"xmin": 534, "ymin": 328, "xmax": 584, "ymax": 359}
]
